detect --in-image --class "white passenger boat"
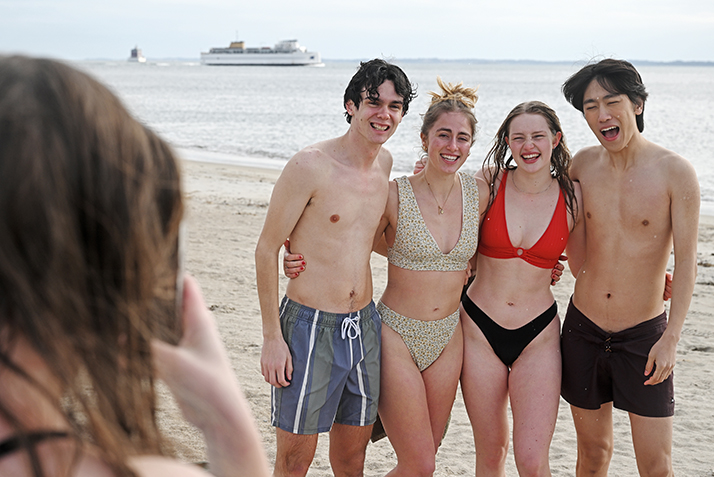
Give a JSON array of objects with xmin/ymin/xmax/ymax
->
[
  {"xmin": 128, "ymin": 46, "xmax": 146, "ymax": 63},
  {"xmin": 200, "ymin": 39, "xmax": 323, "ymax": 66}
]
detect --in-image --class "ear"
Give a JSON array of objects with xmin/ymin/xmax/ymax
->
[
  {"xmin": 420, "ymin": 132, "xmax": 428, "ymax": 152},
  {"xmin": 553, "ymin": 131, "xmax": 562, "ymax": 149},
  {"xmin": 634, "ymin": 102, "xmax": 643, "ymax": 115},
  {"xmin": 345, "ymin": 100, "xmax": 355, "ymax": 117}
]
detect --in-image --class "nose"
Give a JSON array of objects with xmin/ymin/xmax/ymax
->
[
  {"xmin": 598, "ymin": 107, "xmax": 612, "ymax": 122},
  {"xmin": 447, "ymin": 137, "xmax": 458, "ymax": 150},
  {"xmin": 377, "ymin": 105, "xmax": 390, "ymax": 119}
]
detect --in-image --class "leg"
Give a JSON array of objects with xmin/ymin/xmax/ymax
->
[
  {"xmin": 461, "ymin": 311, "xmax": 510, "ymax": 476},
  {"xmin": 274, "ymin": 428, "xmax": 318, "ymax": 477},
  {"xmin": 629, "ymin": 414, "xmax": 673, "ymax": 477},
  {"xmin": 509, "ymin": 317, "xmax": 561, "ymax": 477},
  {"xmin": 328, "ymin": 423, "xmax": 373, "ymax": 477},
  {"xmin": 378, "ymin": 323, "xmax": 454, "ymax": 476},
  {"xmin": 570, "ymin": 404, "xmax": 614, "ymax": 477},
  {"xmin": 422, "ymin": 321, "xmax": 463, "ymax": 449}
]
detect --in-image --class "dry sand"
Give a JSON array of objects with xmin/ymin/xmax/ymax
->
[{"xmin": 157, "ymin": 158, "xmax": 714, "ymax": 476}]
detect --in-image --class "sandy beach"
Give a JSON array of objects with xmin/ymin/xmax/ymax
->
[{"xmin": 157, "ymin": 158, "xmax": 714, "ymax": 476}]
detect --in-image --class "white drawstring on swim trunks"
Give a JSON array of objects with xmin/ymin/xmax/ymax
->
[{"xmin": 341, "ymin": 312, "xmax": 361, "ymax": 340}]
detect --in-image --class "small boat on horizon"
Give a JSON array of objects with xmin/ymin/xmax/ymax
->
[
  {"xmin": 128, "ymin": 46, "xmax": 147, "ymax": 63},
  {"xmin": 200, "ymin": 39, "xmax": 323, "ymax": 66}
]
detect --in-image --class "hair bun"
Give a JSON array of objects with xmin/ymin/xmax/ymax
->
[{"xmin": 429, "ymin": 76, "xmax": 479, "ymax": 109}]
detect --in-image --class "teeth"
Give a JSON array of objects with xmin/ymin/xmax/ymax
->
[
  {"xmin": 601, "ymin": 126, "xmax": 617, "ymax": 132},
  {"xmin": 372, "ymin": 124, "xmax": 388, "ymax": 131},
  {"xmin": 523, "ymin": 153, "xmax": 539, "ymax": 159},
  {"xmin": 442, "ymin": 154, "xmax": 458, "ymax": 161}
]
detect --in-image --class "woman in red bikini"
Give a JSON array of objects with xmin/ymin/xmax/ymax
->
[{"xmin": 460, "ymin": 101, "xmax": 581, "ymax": 476}]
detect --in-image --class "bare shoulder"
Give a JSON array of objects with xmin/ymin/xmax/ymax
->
[
  {"xmin": 377, "ymin": 146, "xmax": 394, "ymax": 175},
  {"xmin": 654, "ymin": 143, "xmax": 697, "ymax": 177},
  {"xmin": 475, "ymin": 164, "xmax": 497, "ymax": 184},
  {"xmin": 285, "ymin": 139, "xmax": 337, "ymax": 175},
  {"xmin": 474, "ymin": 174, "xmax": 490, "ymax": 216},
  {"xmin": 570, "ymin": 145, "xmax": 602, "ymax": 176}
]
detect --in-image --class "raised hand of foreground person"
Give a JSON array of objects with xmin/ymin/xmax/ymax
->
[{"xmin": 151, "ymin": 275, "xmax": 270, "ymax": 477}]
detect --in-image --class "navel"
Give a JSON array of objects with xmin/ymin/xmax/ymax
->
[
  {"xmin": 330, "ymin": 214, "xmax": 340, "ymax": 223},
  {"xmin": 606, "ymin": 293, "xmax": 612, "ymax": 299},
  {"xmin": 507, "ymin": 302, "xmax": 514, "ymax": 307},
  {"xmin": 587, "ymin": 212, "xmax": 592, "ymax": 219},
  {"xmin": 642, "ymin": 219, "xmax": 649, "ymax": 226}
]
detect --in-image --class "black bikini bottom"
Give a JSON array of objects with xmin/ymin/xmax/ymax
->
[{"xmin": 461, "ymin": 294, "xmax": 557, "ymax": 367}]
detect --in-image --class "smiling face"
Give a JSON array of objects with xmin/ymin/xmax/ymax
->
[
  {"xmin": 345, "ymin": 80, "xmax": 404, "ymax": 146},
  {"xmin": 421, "ymin": 111, "xmax": 473, "ymax": 174},
  {"xmin": 506, "ymin": 113, "xmax": 561, "ymax": 173},
  {"xmin": 582, "ymin": 79, "xmax": 643, "ymax": 151}
]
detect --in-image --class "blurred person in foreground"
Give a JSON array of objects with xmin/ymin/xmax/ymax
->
[{"xmin": 0, "ymin": 55, "xmax": 269, "ymax": 477}]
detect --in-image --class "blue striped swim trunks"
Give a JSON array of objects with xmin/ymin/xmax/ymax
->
[{"xmin": 271, "ymin": 296, "xmax": 381, "ymax": 435}]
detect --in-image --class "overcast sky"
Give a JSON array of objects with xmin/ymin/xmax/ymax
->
[{"xmin": 1, "ymin": 0, "xmax": 713, "ymax": 62}]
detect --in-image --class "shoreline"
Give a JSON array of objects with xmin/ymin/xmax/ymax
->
[
  {"xmin": 163, "ymin": 154, "xmax": 714, "ymax": 475},
  {"xmin": 176, "ymin": 148, "xmax": 714, "ymax": 218}
]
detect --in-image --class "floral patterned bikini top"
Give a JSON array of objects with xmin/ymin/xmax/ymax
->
[{"xmin": 387, "ymin": 172, "xmax": 480, "ymax": 272}]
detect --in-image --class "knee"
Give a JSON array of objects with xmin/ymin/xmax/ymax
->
[
  {"xmin": 396, "ymin": 456, "xmax": 436, "ymax": 477},
  {"xmin": 576, "ymin": 439, "xmax": 613, "ymax": 474},
  {"xmin": 638, "ymin": 456, "xmax": 673, "ymax": 477},
  {"xmin": 274, "ymin": 456, "xmax": 312, "ymax": 477},
  {"xmin": 514, "ymin": 452, "xmax": 550, "ymax": 477},
  {"xmin": 330, "ymin": 449, "xmax": 367, "ymax": 477},
  {"xmin": 476, "ymin": 442, "xmax": 508, "ymax": 472}
]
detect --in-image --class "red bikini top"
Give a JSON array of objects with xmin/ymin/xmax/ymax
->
[{"xmin": 478, "ymin": 170, "xmax": 569, "ymax": 269}]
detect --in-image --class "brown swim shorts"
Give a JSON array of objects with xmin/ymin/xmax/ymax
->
[{"xmin": 561, "ymin": 298, "xmax": 674, "ymax": 417}]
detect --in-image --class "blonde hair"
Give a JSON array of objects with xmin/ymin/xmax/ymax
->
[
  {"xmin": 428, "ymin": 76, "xmax": 479, "ymax": 109},
  {"xmin": 421, "ymin": 77, "xmax": 479, "ymax": 146}
]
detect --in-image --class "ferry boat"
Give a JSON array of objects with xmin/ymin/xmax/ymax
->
[
  {"xmin": 200, "ymin": 39, "xmax": 323, "ymax": 66},
  {"xmin": 128, "ymin": 46, "xmax": 146, "ymax": 63}
]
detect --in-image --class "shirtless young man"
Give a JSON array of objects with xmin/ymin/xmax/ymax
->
[
  {"xmin": 561, "ymin": 59, "xmax": 700, "ymax": 476},
  {"xmin": 255, "ymin": 59, "xmax": 415, "ymax": 477}
]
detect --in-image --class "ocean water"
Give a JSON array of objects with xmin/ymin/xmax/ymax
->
[{"xmin": 76, "ymin": 60, "xmax": 714, "ymax": 213}]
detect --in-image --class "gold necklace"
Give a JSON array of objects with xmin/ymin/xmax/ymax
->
[
  {"xmin": 424, "ymin": 175, "xmax": 456, "ymax": 215},
  {"xmin": 511, "ymin": 171, "xmax": 554, "ymax": 195}
]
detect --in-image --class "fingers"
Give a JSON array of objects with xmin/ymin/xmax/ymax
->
[
  {"xmin": 559, "ymin": 254, "xmax": 568, "ymax": 261},
  {"xmin": 643, "ymin": 356, "xmax": 674, "ymax": 386},
  {"xmin": 283, "ymin": 239, "xmax": 291, "ymax": 253},
  {"xmin": 663, "ymin": 271, "xmax": 673, "ymax": 301}
]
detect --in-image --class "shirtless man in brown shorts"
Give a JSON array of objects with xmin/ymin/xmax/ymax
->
[{"xmin": 560, "ymin": 59, "xmax": 700, "ymax": 476}]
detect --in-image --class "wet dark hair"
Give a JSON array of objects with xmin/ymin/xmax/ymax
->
[
  {"xmin": 562, "ymin": 58, "xmax": 648, "ymax": 132},
  {"xmin": 0, "ymin": 55, "xmax": 183, "ymax": 477},
  {"xmin": 343, "ymin": 58, "xmax": 417, "ymax": 123},
  {"xmin": 482, "ymin": 101, "xmax": 577, "ymax": 221}
]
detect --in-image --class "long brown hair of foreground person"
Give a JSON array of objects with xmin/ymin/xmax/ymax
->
[
  {"xmin": 0, "ymin": 54, "xmax": 182, "ymax": 475},
  {"xmin": 0, "ymin": 56, "xmax": 268, "ymax": 477}
]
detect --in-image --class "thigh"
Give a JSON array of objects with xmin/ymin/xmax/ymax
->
[
  {"xmin": 460, "ymin": 310, "xmax": 510, "ymax": 446},
  {"xmin": 422, "ymin": 321, "xmax": 463, "ymax": 448},
  {"xmin": 335, "ymin": 308, "xmax": 381, "ymax": 428},
  {"xmin": 378, "ymin": 323, "xmax": 436, "ymax": 458},
  {"xmin": 275, "ymin": 427, "xmax": 319, "ymax": 476},
  {"xmin": 629, "ymin": 413, "xmax": 673, "ymax": 475},
  {"xmin": 509, "ymin": 317, "xmax": 561, "ymax": 465},
  {"xmin": 328, "ymin": 422, "xmax": 373, "ymax": 476},
  {"xmin": 570, "ymin": 403, "xmax": 614, "ymax": 454}
]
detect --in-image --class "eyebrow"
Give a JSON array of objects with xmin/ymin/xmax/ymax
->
[{"xmin": 583, "ymin": 92, "xmax": 620, "ymax": 105}]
